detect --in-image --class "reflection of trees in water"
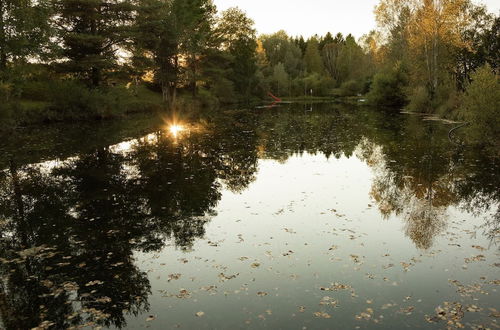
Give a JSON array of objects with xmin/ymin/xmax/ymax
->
[
  {"xmin": 357, "ymin": 115, "xmax": 499, "ymax": 250},
  {"xmin": 358, "ymin": 138, "xmax": 450, "ymax": 249},
  {"xmin": 258, "ymin": 104, "xmax": 362, "ymax": 161},
  {"xmin": 253, "ymin": 105, "xmax": 498, "ymax": 250},
  {"xmin": 452, "ymin": 146, "xmax": 500, "ymax": 245},
  {"xmin": 0, "ymin": 116, "xmax": 260, "ymax": 329},
  {"xmin": 0, "ymin": 105, "xmax": 498, "ymax": 327}
]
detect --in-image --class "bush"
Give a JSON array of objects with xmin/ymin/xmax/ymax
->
[
  {"xmin": 0, "ymin": 83, "xmax": 15, "ymax": 131},
  {"xmin": 367, "ymin": 62, "xmax": 408, "ymax": 107},
  {"xmin": 407, "ymin": 86, "xmax": 432, "ymax": 113},
  {"xmin": 49, "ymin": 81, "xmax": 134, "ymax": 119},
  {"xmin": 294, "ymin": 74, "xmax": 335, "ymax": 97},
  {"xmin": 197, "ymin": 88, "xmax": 219, "ymax": 108},
  {"xmin": 211, "ymin": 78, "xmax": 237, "ymax": 104},
  {"xmin": 436, "ymin": 88, "xmax": 462, "ymax": 118},
  {"xmin": 459, "ymin": 64, "xmax": 500, "ymax": 147},
  {"xmin": 19, "ymin": 80, "xmax": 53, "ymax": 101},
  {"xmin": 339, "ymin": 80, "xmax": 363, "ymax": 97}
]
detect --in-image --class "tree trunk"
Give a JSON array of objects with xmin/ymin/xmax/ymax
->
[
  {"xmin": 432, "ymin": 32, "xmax": 438, "ymax": 95},
  {"xmin": 91, "ymin": 67, "xmax": 101, "ymax": 88},
  {"xmin": 161, "ymin": 81, "xmax": 169, "ymax": 103},
  {"xmin": 170, "ymin": 84, "xmax": 177, "ymax": 108},
  {"xmin": 190, "ymin": 54, "xmax": 197, "ymax": 97}
]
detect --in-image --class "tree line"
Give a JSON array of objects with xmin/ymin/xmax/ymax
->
[{"xmin": 0, "ymin": 0, "xmax": 498, "ymax": 132}]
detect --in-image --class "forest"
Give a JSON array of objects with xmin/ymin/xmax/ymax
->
[{"xmin": 0, "ymin": 0, "xmax": 498, "ymax": 137}]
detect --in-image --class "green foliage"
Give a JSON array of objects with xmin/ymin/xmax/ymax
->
[
  {"xmin": 215, "ymin": 7, "xmax": 259, "ymax": 102},
  {"xmin": 459, "ymin": 65, "xmax": 500, "ymax": 147},
  {"xmin": 304, "ymin": 38, "xmax": 324, "ymax": 74},
  {"xmin": 299, "ymin": 73, "xmax": 334, "ymax": 97},
  {"xmin": 261, "ymin": 31, "xmax": 303, "ymax": 77},
  {"xmin": 271, "ymin": 62, "xmax": 289, "ymax": 95},
  {"xmin": 52, "ymin": 0, "xmax": 134, "ymax": 87},
  {"xmin": 339, "ymin": 80, "xmax": 364, "ymax": 97},
  {"xmin": 367, "ymin": 63, "xmax": 408, "ymax": 107},
  {"xmin": 47, "ymin": 81, "xmax": 158, "ymax": 119},
  {"xmin": 0, "ymin": 83, "xmax": 15, "ymax": 130},
  {"xmin": 0, "ymin": 0, "xmax": 53, "ymax": 69},
  {"xmin": 407, "ymin": 86, "xmax": 432, "ymax": 113}
]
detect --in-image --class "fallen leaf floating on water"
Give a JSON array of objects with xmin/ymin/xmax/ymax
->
[
  {"xmin": 218, "ymin": 273, "xmax": 239, "ymax": 281},
  {"xmin": 425, "ymin": 302, "xmax": 465, "ymax": 328},
  {"xmin": 17, "ymin": 246, "xmax": 46, "ymax": 258},
  {"xmin": 168, "ymin": 273, "xmax": 181, "ymax": 282},
  {"xmin": 313, "ymin": 312, "xmax": 331, "ymax": 319},
  {"xmin": 355, "ymin": 308, "xmax": 374, "ymax": 320},
  {"xmin": 398, "ymin": 306, "xmax": 414, "ymax": 315},
  {"xmin": 319, "ymin": 296, "xmax": 339, "ymax": 307},
  {"xmin": 250, "ymin": 262, "xmax": 260, "ymax": 268},
  {"xmin": 320, "ymin": 282, "xmax": 352, "ymax": 291},
  {"xmin": 489, "ymin": 308, "xmax": 500, "ymax": 318},
  {"xmin": 298, "ymin": 306, "xmax": 306, "ymax": 313},
  {"xmin": 257, "ymin": 291, "xmax": 268, "ymax": 297},
  {"xmin": 401, "ymin": 262, "xmax": 413, "ymax": 272},
  {"xmin": 464, "ymin": 255, "xmax": 486, "ymax": 263},
  {"xmin": 146, "ymin": 315, "xmax": 156, "ymax": 322},
  {"xmin": 62, "ymin": 282, "xmax": 79, "ymax": 291},
  {"xmin": 466, "ymin": 305, "xmax": 482, "ymax": 312},
  {"xmin": 195, "ymin": 311, "xmax": 205, "ymax": 317},
  {"xmin": 176, "ymin": 289, "xmax": 191, "ymax": 299}
]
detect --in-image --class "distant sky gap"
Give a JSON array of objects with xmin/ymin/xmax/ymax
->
[{"xmin": 213, "ymin": 0, "xmax": 500, "ymax": 39}]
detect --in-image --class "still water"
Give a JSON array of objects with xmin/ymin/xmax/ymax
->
[{"xmin": 0, "ymin": 103, "xmax": 498, "ymax": 329}]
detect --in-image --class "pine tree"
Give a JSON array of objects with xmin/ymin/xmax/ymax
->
[{"xmin": 52, "ymin": 0, "xmax": 134, "ymax": 87}]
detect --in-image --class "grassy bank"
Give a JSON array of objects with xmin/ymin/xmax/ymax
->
[{"xmin": 1, "ymin": 83, "xmax": 190, "ymax": 133}]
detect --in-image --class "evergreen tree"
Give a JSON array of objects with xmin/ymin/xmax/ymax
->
[
  {"xmin": 319, "ymin": 32, "xmax": 334, "ymax": 51},
  {"xmin": 52, "ymin": 0, "xmax": 134, "ymax": 87}
]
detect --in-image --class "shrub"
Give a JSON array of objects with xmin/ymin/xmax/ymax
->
[
  {"xmin": 197, "ymin": 88, "xmax": 219, "ymax": 108},
  {"xmin": 339, "ymin": 80, "xmax": 363, "ymax": 97},
  {"xmin": 407, "ymin": 86, "xmax": 432, "ymax": 113},
  {"xmin": 367, "ymin": 62, "xmax": 408, "ymax": 107},
  {"xmin": 49, "ymin": 81, "xmax": 133, "ymax": 119},
  {"xmin": 0, "ymin": 84, "xmax": 15, "ymax": 131},
  {"xmin": 459, "ymin": 64, "xmax": 500, "ymax": 147}
]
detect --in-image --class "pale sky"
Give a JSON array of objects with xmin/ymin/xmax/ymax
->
[{"xmin": 213, "ymin": 0, "xmax": 500, "ymax": 39}]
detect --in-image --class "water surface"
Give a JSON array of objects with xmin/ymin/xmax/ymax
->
[{"xmin": 0, "ymin": 103, "xmax": 498, "ymax": 329}]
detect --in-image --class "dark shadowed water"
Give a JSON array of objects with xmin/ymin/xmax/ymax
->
[{"xmin": 0, "ymin": 102, "xmax": 498, "ymax": 329}]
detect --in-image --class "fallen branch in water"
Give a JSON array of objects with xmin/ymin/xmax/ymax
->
[{"xmin": 448, "ymin": 122, "xmax": 469, "ymax": 146}]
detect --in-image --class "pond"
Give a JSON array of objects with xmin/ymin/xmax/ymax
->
[{"xmin": 0, "ymin": 102, "xmax": 498, "ymax": 329}]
